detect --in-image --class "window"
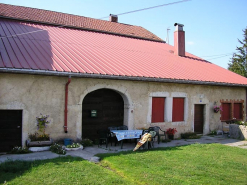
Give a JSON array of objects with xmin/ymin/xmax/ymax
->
[
  {"xmin": 152, "ymin": 97, "xmax": 165, "ymax": 123},
  {"xmin": 221, "ymin": 103, "xmax": 231, "ymax": 121},
  {"xmin": 220, "ymin": 100, "xmax": 244, "ymax": 121},
  {"xmin": 234, "ymin": 103, "xmax": 243, "ymax": 120},
  {"xmin": 172, "ymin": 98, "xmax": 184, "ymax": 122}
]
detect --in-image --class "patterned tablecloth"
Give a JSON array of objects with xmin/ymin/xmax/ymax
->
[{"xmin": 111, "ymin": 130, "xmax": 143, "ymax": 141}]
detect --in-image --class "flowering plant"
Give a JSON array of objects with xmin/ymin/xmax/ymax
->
[
  {"xmin": 50, "ymin": 143, "xmax": 66, "ymax": 155},
  {"xmin": 9, "ymin": 146, "xmax": 31, "ymax": 154},
  {"xmin": 28, "ymin": 132, "xmax": 50, "ymax": 141},
  {"xmin": 66, "ymin": 143, "xmax": 81, "ymax": 148},
  {"xmin": 28, "ymin": 114, "xmax": 50, "ymax": 141},
  {"xmin": 213, "ymin": 105, "xmax": 223, "ymax": 113},
  {"xmin": 36, "ymin": 113, "xmax": 50, "ymax": 134},
  {"xmin": 166, "ymin": 128, "xmax": 177, "ymax": 135}
]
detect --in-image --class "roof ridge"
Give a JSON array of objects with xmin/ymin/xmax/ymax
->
[
  {"xmin": 0, "ymin": 3, "xmax": 164, "ymax": 42},
  {"xmin": 0, "ymin": 3, "xmax": 83, "ymax": 17}
]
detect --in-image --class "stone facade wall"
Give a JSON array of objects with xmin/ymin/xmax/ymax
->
[{"xmin": 0, "ymin": 73, "xmax": 246, "ymax": 146}]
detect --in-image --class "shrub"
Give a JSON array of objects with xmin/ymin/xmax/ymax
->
[
  {"xmin": 235, "ymin": 121, "xmax": 247, "ymax": 126},
  {"xmin": 50, "ymin": 143, "xmax": 66, "ymax": 155},
  {"xmin": 208, "ymin": 130, "xmax": 217, "ymax": 135},
  {"xmin": 8, "ymin": 146, "xmax": 32, "ymax": 154},
  {"xmin": 181, "ymin": 132, "xmax": 201, "ymax": 139},
  {"xmin": 80, "ymin": 138, "xmax": 93, "ymax": 147},
  {"xmin": 162, "ymin": 138, "xmax": 171, "ymax": 143}
]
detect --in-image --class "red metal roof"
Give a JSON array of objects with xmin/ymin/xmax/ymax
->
[
  {"xmin": 1, "ymin": 19, "xmax": 247, "ymax": 86},
  {"xmin": 0, "ymin": 3, "xmax": 162, "ymax": 42}
]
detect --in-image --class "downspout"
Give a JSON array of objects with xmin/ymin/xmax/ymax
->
[{"xmin": 64, "ymin": 76, "xmax": 71, "ymax": 133}]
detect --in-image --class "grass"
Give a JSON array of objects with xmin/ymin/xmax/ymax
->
[
  {"xmin": 1, "ymin": 144, "xmax": 247, "ymax": 184},
  {"xmin": 0, "ymin": 156, "xmax": 131, "ymax": 185}
]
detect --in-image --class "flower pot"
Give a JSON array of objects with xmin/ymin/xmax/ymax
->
[
  {"xmin": 168, "ymin": 135, "xmax": 174, "ymax": 140},
  {"xmin": 214, "ymin": 109, "xmax": 219, "ymax": 113},
  {"xmin": 65, "ymin": 145, "xmax": 83, "ymax": 151},
  {"xmin": 27, "ymin": 139, "xmax": 53, "ymax": 147}
]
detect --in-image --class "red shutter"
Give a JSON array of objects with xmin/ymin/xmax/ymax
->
[
  {"xmin": 234, "ymin": 103, "xmax": 242, "ymax": 120},
  {"xmin": 152, "ymin": 97, "xmax": 165, "ymax": 123},
  {"xmin": 172, "ymin": 98, "xmax": 184, "ymax": 122},
  {"xmin": 221, "ymin": 103, "xmax": 231, "ymax": 121}
]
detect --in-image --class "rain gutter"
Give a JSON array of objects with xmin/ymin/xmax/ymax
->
[{"xmin": 1, "ymin": 68, "xmax": 247, "ymax": 87}]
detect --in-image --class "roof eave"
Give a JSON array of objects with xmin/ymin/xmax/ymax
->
[
  {"xmin": 1, "ymin": 68, "xmax": 247, "ymax": 87},
  {"xmin": 0, "ymin": 16, "xmax": 165, "ymax": 43}
]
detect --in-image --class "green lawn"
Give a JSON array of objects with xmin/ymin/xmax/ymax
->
[{"xmin": 1, "ymin": 144, "xmax": 247, "ymax": 185}]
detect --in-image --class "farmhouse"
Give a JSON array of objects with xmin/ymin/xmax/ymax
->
[{"xmin": 0, "ymin": 3, "xmax": 247, "ymax": 151}]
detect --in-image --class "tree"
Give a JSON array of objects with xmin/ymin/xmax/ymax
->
[{"xmin": 228, "ymin": 28, "xmax": 247, "ymax": 77}]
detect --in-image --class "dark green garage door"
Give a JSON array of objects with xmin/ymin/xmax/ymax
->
[{"xmin": 0, "ymin": 110, "xmax": 22, "ymax": 152}]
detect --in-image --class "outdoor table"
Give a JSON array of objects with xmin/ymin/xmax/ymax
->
[{"xmin": 111, "ymin": 130, "xmax": 143, "ymax": 149}]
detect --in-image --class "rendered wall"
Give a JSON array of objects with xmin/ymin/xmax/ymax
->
[{"xmin": 0, "ymin": 73, "xmax": 246, "ymax": 146}]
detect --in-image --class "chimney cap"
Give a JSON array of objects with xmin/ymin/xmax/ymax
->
[
  {"xmin": 174, "ymin": 23, "xmax": 184, "ymax": 27},
  {"xmin": 109, "ymin": 14, "xmax": 118, "ymax": 22},
  {"xmin": 174, "ymin": 23, "xmax": 184, "ymax": 31},
  {"xmin": 110, "ymin": 14, "xmax": 118, "ymax": 17}
]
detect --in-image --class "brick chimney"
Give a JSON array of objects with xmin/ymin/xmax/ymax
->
[
  {"xmin": 109, "ymin": 14, "xmax": 118, "ymax": 23},
  {"xmin": 174, "ymin": 23, "xmax": 185, "ymax": 57}
]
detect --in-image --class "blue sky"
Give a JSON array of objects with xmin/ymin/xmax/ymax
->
[{"xmin": 2, "ymin": 0, "xmax": 247, "ymax": 69}]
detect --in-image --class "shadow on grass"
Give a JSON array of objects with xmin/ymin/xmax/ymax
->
[
  {"xmin": 0, "ymin": 156, "xmax": 84, "ymax": 184},
  {"xmin": 96, "ymin": 145, "xmax": 185, "ymax": 159}
]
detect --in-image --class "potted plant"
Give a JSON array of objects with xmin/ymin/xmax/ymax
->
[
  {"xmin": 166, "ymin": 128, "xmax": 177, "ymax": 140},
  {"xmin": 213, "ymin": 105, "xmax": 223, "ymax": 113},
  {"xmin": 27, "ymin": 114, "xmax": 53, "ymax": 147},
  {"xmin": 65, "ymin": 142, "xmax": 83, "ymax": 151}
]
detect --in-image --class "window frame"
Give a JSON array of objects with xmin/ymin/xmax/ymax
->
[{"xmin": 148, "ymin": 92, "xmax": 169, "ymax": 124}]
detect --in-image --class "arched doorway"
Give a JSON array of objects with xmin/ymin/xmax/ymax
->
[{"xmin": 82, "ymin": 88, "xmax": 124, "ymax": 140}]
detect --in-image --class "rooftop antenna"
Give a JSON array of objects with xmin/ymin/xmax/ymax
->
[{"xmin": 166, "ymin": 27, "xmax": 170, "ymax": 44}]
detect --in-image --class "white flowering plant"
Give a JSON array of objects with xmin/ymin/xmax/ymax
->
[
  {"xmin": 66, "ymin": 143, "xmax": 81, "ymax": 148},
  {"xmin": 9, "ymin": 146, "xmax": 31, "ymax": 154},
  {"xmin": 50, "ymin": 143, "xmax": 66, "ymax": 155}
]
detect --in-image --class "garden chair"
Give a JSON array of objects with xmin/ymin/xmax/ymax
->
[
  {"xmin": 117, "ymin": 125, "xmax": 128, "ymax": 130},
  {"xmin": 97, "ymin": 129, "xmax": 111, "ymax": 148},
  {"xmin": 146, "ymin": 131, "xmax": 156, "ymax": 149},
  {"xmin": 108, "ymin": 126, "xmax": 118, "ymax": 146},
  {"xmin": 139, "ymin": 130, "xmax": 156, "ymax": 149},
  {"xmin": 148, "ymin": 126, "xmax": 166, "ymax": 144}
]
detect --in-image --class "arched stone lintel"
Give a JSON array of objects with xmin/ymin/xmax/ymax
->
[{"xmin": 78, "ymin": 84, "xmax": 134, "ymax": 133}]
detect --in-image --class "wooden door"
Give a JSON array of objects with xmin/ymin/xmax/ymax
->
[
  {"xmin": 194, "ymin": 104, "xmax": 204, "ymax": 133},
  {"xmin": 82, "ymin": 89, "xmax": 124, "ymax": 140},
  {"xmin": 0, "ymin": 110, "xmax": 22, "ymax": 152}
]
